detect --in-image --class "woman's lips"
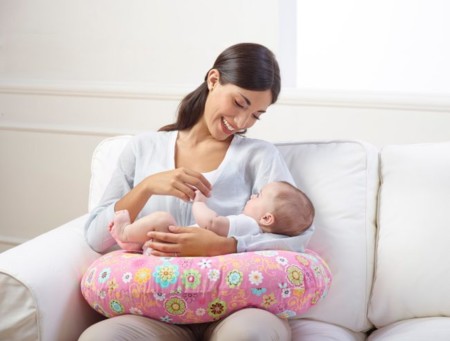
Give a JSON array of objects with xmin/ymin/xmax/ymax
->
[{"xmin": 222, "ymin": 118, "xmax": 235, "ymax": 134}]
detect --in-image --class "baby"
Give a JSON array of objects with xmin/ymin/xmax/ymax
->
[{"xmin": 109, "ymin": 181, "xmax": 314, "ymax": 251}]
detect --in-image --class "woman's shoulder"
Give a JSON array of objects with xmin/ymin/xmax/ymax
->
[
  {"xmin": 132, "ymin": 130, "xmax": 174, "ymax": 142},
  {"xmin": 119, "ymin": 131, "xmax": 176, "ymax": 159},
  {"xmin": 233, "ymin": 135, "xmax": 277, "ymax": 151},
  {"xmin": 130, "ymin": 130, "xmax": 175, "ymax": 148}
]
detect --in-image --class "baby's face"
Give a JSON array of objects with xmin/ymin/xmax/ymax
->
[{"xmin": 243, "ymin": 182, "xmax": 282, "ymax": 220}]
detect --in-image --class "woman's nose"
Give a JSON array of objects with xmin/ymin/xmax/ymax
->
[{"xmin": 234, "ymin": 112, "xmax": 253, "ymax": 130}]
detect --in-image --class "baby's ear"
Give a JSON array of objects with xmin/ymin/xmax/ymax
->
[{"xmin": 260, "ymin": 213, "xmax": 275, "ymax": 226}]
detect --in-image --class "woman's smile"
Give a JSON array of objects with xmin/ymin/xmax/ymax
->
[{"xmin": 221, "ymin": 117, "xmax": 236, "ymax": 135}]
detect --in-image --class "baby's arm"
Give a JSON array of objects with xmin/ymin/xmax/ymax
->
[{"xmin": 192, "ymin": 192, "xmax": 230, "ymax": 236}]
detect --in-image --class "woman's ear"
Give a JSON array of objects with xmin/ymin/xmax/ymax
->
[
  {"xmin": 207, "ymin": 69, "xmax": 220, "ymax": 90},
  {"xmin": 260, "ymin": 213, "xmax": 275, "ymax": 227}
]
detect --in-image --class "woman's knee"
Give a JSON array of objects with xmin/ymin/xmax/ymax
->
[
  {"xmin": 78, "ymin": 315, "xmax": 194, "ymax": 341},
  {"xmin": 207, "ymin": 308, "xmax": 291, "ymax": 341}
]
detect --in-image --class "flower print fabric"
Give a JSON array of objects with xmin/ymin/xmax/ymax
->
[{"xmin": 81, "ymin": 249, "xmax": 332, "ymax": 324}]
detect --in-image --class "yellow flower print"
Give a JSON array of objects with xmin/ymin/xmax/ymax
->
[
  {"xmin": 262, "ymin": 293, "xmax": 277, "ymax": 308},
  {"xmin": 311, "ymin": 290, "xmax": 321, "ymax": 304},
  {"xmin": 107, "ymin": 278, "xmax": 118, "ymax": 293},
  {"xmin": 293, "ymin": 287, "xmax": 305, "ymax": 297},
  {"xmin": 153, "ymin": 263, "xmax": 179, "ymax": 288},
  {"xmin": 134, "ymin": 268, "xmax": 151, "ymax": 285},
  {"xmin": 296, "ymin": 255, "xmax": 310, "ymax": 266},
  {"xmin": 287, "ymin": 265, "xmax": 304, "ymax": 286}
]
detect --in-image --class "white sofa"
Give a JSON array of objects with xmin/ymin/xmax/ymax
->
[{"xmin": 1, "ymin": 136, "xmax": 450, "ymax": 341}]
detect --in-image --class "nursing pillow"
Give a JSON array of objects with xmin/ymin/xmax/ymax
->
[{"xmin": 81, "ymin": 249, "xmax": 331, "ymax": 324}]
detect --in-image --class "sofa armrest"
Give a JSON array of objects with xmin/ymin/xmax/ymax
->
[{"xmin": 0, "ymin": 215, "xmax": 103, "ymax": 341}]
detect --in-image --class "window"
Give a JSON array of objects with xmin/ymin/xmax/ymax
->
[{"xmin": 285, "ymin": 0, "xmax": 450, "ymax": 95}]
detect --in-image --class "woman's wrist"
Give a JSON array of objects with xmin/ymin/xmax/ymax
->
[
  {"xmin": 115, "ymin": 181, "xmax": 153, "ymax": 221},
  {"xmin": 208, "ymin": 236, "xmax": 237, "ymax": 256}
]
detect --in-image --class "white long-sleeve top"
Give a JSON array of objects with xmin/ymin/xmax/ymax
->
[
  {"xmin": 227, "ymin": 214, "xmax": 315, "ymax": 252},
  {"xmin": 85, "ymin": 131, "xmax": 314, "ymax": 253}
]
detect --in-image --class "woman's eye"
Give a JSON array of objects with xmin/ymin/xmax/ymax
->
[
  {"xmin": 234, "ymin": 100, "xmax": 244, "ymax": 108},
  {"xmin": 252, "ymin": 114, "xmax": 261, "ymax": 120}
]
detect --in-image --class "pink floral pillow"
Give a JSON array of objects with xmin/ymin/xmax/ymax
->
[{"xmin": 81, "ymin": 249, "xmax": 332, "ymax": 324}]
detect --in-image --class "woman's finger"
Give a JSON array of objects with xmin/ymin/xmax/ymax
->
[
  {"xmin": 149, "ymin": 249, "xmax": 178, "ymax": 257},
  {"xmin": 146, "ymin": 239, "xmax": 180, "ymax": 256},
  {"xmin": 147, "ymin": 230, "xmax": 179, "ymax": 243},
  {"xmin": 187, "ymin": 172, "xmax": 212, "ymax": 196},
  {"xmin": 177, "ymin": 168, "xmax": 212, "ymax": 197},
  {"xmin": 172, "ymin": 181, "xmax": 198, "ymax": 201}
]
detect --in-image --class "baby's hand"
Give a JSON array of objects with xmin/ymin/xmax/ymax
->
[{"xmin": 194, "ymin": 190, "xmax": 208, "ymax": 203}]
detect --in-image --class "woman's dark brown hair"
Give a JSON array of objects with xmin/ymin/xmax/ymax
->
[{"xmin": 159, "ymin": 43, "xmax": 281, "ymax": 132}]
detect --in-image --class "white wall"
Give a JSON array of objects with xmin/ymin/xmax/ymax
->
[
  {"xmin": 296, "ymin": 0, "xmax": 450, "ymax": 94},
  {"xmin": 1, "ymin": 0, "xmax": 450, "ymax": 252}
]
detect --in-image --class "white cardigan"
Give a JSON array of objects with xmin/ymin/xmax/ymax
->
[{"xmin": 85, "ymin": 131, "xmax": 314, "ymax": 253}]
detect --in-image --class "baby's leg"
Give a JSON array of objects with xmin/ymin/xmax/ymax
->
[
  {"xmin": 127, "ymin": 211, "xmax": 176, "ymax": 237},
  {"xmin": 110, "ymin": 211, "xmax": 176, "ymax": 251}
]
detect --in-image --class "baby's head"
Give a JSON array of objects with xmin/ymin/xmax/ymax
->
[{"xmin": 243, "ymin": 181, "xmax": 314, "ymax": 236}]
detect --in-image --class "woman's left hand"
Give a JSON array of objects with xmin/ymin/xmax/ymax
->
[{"xmin": 144, "ymin": 226, "xmax": 237, "ymax": 257}]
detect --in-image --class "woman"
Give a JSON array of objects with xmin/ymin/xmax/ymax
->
[{"xmin": 81, "ymin": 43, "xmax": 313, "ymax": 340}]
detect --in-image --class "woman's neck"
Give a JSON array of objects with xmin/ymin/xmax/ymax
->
[
  {"xmin": 178, "ymin": 120, "xmax": 232, "ymax": 147},
  {"xmin": 175, "ymin": 125, "xmax": 233, "ymax": 172}
]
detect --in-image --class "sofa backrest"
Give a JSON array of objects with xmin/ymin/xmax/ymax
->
[
  {"xmin": 368, "ymin": 141, "xmax": 450, "ymax": 328},
  {"xmin": 277, "ymin": 141, "xmax": 379, "ymax": 332},
  {"xmin": 88, "ymin": 135, "xmax": 132, "ymax": 212},
  {"xmin": 89, "ymin": 136, "xmax": 380, "ymax": 332}
]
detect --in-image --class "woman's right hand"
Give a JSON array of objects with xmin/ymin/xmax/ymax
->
[
  {"xmin": 115, "ymin": 167, "xmax": 212, "ymax": 222},
  {"xmin": 144, "ymin": 167, "xmax": 212, "ymax": 202}
]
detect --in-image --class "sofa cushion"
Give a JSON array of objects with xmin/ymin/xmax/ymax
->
[
  {"xmin": 277, "ymin": 141, "xmax": 379, "ymax": 332},
  {"xmin": 368, "ymin": 317, "xmax": 450, "ymax": 341},
  {"xmin": 290, "ymin": 319, "xmax": 367, "ymax": 341},
  {"xmin": 369, "ymin": 142, "xmax": 450, "ymax": 327}
]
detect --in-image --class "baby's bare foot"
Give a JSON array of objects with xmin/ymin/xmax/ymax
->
[{"xmin": 109, "ymin": 210, "xmax": 142, "ymax": 251}]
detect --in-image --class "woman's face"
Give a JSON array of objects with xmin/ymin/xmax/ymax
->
[{"xmin": 202, "ymin": 69, "xmax": 272, "ymax": 141}]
